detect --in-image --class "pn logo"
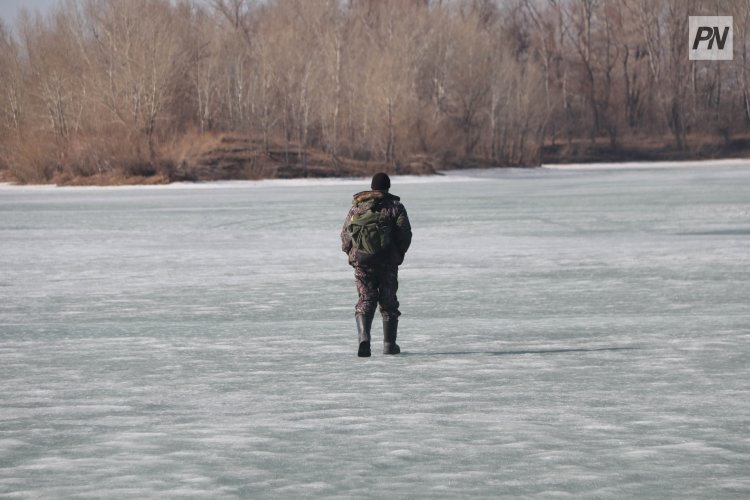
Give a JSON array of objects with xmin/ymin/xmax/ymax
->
[{"xmin": 689, "ymin": 16, "xmax": 733, "ymax": 60}]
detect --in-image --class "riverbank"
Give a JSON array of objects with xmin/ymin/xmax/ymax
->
[
  {"xmin": 540, "ymin": 133, "xmax": 750, "ymax": 165},
  {"xmin": 1, "ymin": 132, "xmax": 748, "ymax": 186}
]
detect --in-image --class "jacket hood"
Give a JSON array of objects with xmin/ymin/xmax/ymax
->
[{"xmin": 352, "ymin": 190, "xmax": 400, "ymax": 205}]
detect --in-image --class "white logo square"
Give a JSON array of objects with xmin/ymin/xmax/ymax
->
[{"xmin": 689, "ymin": 16, "xmax": 733, "ymax": 60}]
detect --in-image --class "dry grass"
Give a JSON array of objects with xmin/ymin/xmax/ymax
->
[
  {"xmin": 2, "ymin": 129, "xmax": 177, "ymax": 185},
  {"xmin": 4, "ymin": 133, "xmax": 60, "ymax": 184}
]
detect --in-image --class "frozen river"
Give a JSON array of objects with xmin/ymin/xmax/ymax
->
[{"xmin": 1, "ymin": 162, "xmax": 749, "ymax": 498}]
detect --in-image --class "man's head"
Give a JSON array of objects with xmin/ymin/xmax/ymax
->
[{"xmin": 371, "ymin": 172, "xmax": 391, "ymax": 192}]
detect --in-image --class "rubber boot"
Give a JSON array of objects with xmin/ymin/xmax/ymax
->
[
  {"xmin": 356, "ymin": 314, "xmax": 372, "ymax": 357},
  {"xmin": 382, "ymin": 317, "xmax": 401, "ymax": 355}
]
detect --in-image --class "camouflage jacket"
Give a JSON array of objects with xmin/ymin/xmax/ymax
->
[{"xmin": 341, "ymin": 190, "xmax": 412, "ymax": 266}]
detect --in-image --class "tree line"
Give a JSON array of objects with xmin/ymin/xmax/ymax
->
[{"xmin": 0, "ymin": 0, "xmax": 748, "ymax": 183}]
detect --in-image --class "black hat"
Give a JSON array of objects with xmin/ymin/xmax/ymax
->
[{"xmin": 371, "ymin": 172, "xmax": 391, "ymax": 191}]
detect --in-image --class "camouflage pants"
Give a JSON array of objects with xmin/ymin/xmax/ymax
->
[{"xmin": 354, "ymin": 264, "xmax": 400, "ymax": 320}]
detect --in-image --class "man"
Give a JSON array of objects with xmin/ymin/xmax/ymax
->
[{"xmin": 341, "ymin": 172, "xmax": 412, "ymax": 357}]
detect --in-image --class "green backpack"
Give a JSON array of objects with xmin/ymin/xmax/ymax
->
[{"xmin": 348, "ymin": 202, "xmax": 392, "ymax": 263}]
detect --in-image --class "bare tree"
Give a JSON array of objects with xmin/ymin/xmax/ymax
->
[
  {"xmin": 0, "ymin": 23, "xmax": 24, "ymax": 137},
  {"xmin": 85, "ymin": 0, "xmax": 187, "ymax": 158}
]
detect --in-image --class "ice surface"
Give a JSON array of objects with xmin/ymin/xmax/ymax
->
[{"xmin": 1, "ymin": 164, "xmax": 749, "ymax": 498}]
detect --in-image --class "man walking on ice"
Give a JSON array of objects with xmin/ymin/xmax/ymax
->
[{"xmin": 341, "ymin": 173, "xmax": 412, "ymax": 357}]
